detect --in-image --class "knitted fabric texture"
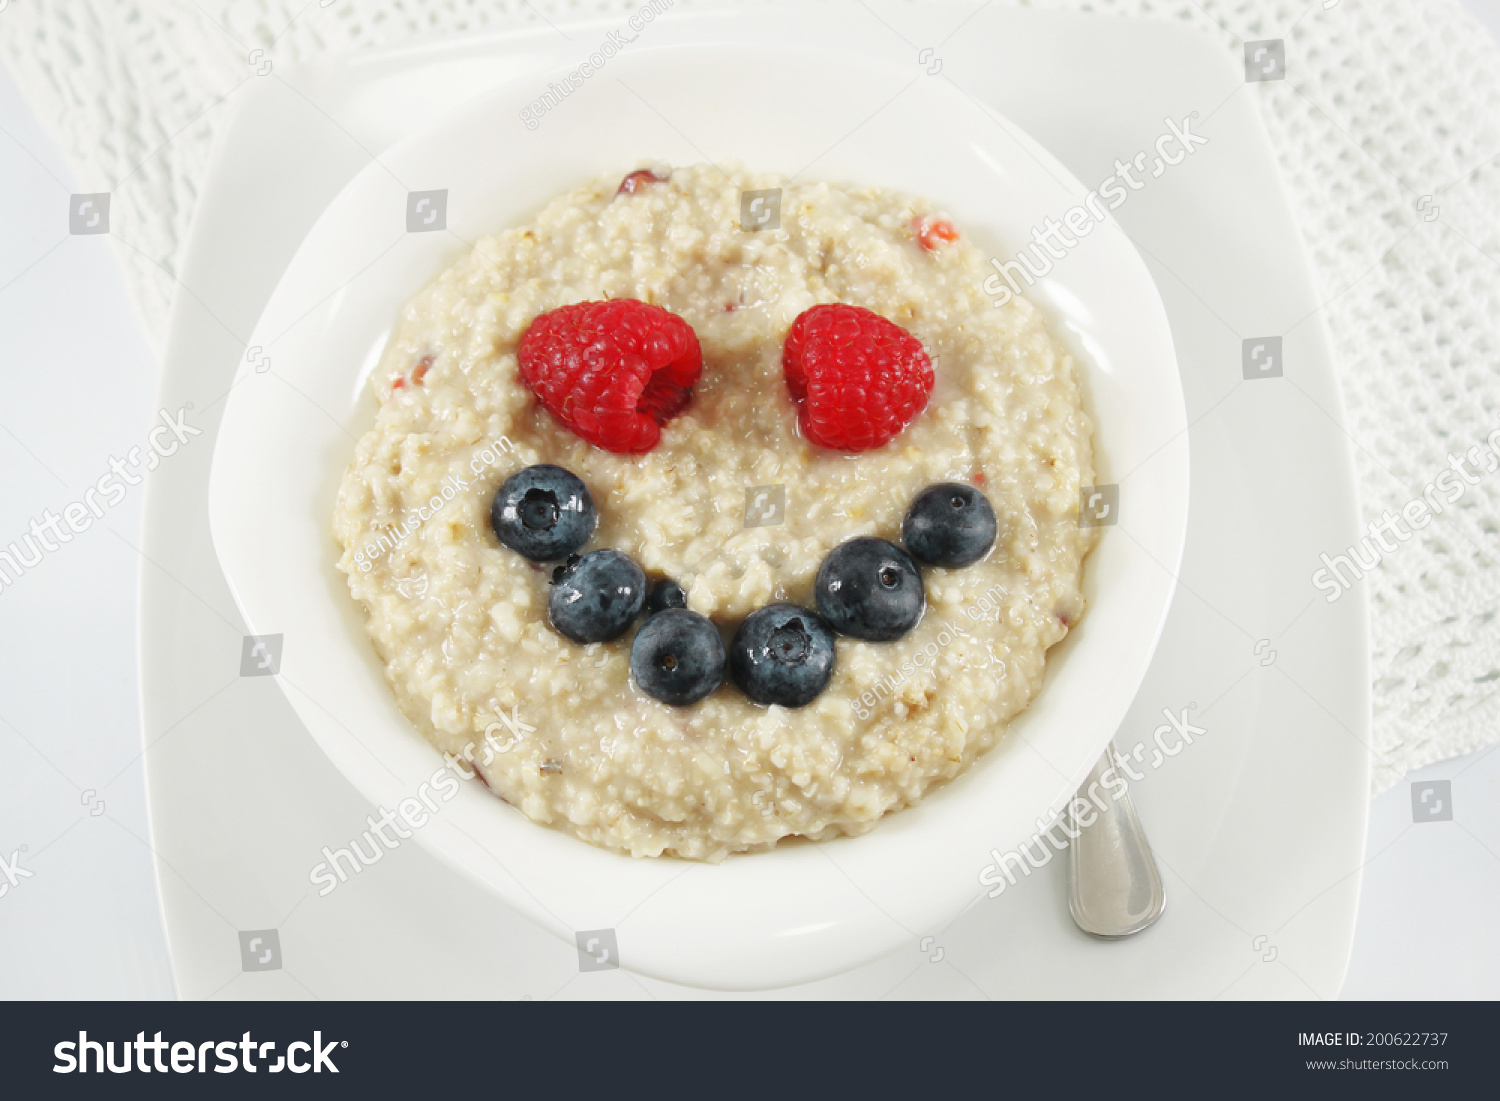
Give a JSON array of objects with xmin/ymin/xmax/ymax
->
[{"xmin": 4, "ymin": 0, "xmax": 1499, "ymax": 792}]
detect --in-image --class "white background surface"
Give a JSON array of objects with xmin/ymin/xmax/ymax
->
[{"xmin": 0, "ymin": 6, "xmax": 1497, "ymax": 999}]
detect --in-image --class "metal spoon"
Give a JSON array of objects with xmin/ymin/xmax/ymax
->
[{"xmin": 1068, "ymin": 740, "xmax": 1166, "ymax": 937}]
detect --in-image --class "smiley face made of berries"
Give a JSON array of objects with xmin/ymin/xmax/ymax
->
[{"xmin": 491, "ymin": 297, "xmax": 998, "ymax": 707}]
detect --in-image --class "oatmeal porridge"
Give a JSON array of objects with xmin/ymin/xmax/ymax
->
[{"xmin": 332, "ymin": 163, "xmax": 1096, "ymax": 861}]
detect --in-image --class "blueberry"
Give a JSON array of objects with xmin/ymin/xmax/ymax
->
[
  {"xmin": 902, "ymin": 483, "xmax": 997, "ymax": 568},
  {"xmin": 644, "ymin": 577, "xmax": 687, "ymax": 616},
  {"xmin": 548, "ymin": 549, "xmax": 645, "ymax": 643},
  {"xmin": 630, "ymin": 609, "xmax": 725, "ymax": 705},
  {"xmin": 814, "ymin": 537, "xmax": 924, "ymax": 641},
  {"xmin": 729, "ymin": 603, "xmax": 836, "ymax": 707},
  {"xmin": 491, "ymin": 464, "xmax": 596, "ymax": 561}
]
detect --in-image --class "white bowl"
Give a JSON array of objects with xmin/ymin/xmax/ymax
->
[{"xmin": 209, "ymin": 41, "xmax": 1189, "ymax": 990}]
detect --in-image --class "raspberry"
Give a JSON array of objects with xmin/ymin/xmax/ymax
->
[
  {"xmin": 518, "ymin": 299, "xmax": 702, "ymax": 454},
  {"xmin": 390, "ymin": 354, "xmax": 432, "ymax": 394},
  {"xmin": 782, "ymin": 304, "xmax": 934, "ymax": 451},
  {"xmin": 913, "ymin": 215, "xmax": 959, "ymax": 252},
  {"xmin": 616, "ymin": 169, "xmax": 668, "ymax": 196}
]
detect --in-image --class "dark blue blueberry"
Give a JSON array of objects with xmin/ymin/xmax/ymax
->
[
  {"xmin": 814, "ymin": 537, "xmax": 924, "ymax": 641},
  {"xmin": 548, "ymin": 548, "xmax": 645, "ymax": 643},
  {"xmin": 729, "ymin": 603, "xmax": 836, "ymax": 708},
  {"xmin": 630, "ymin": 608, "xmax": 725, "ymax": 705},
  {"xmin": 902, "ymin": 482, "xmax": 997, "ymax": 568},
  {"xmin": 644, "ymin": 577, "xmax": 687, "ymax": 616},
  {"xmin": 491, "ymin": 463, "xmax": 596, "ymax": 561}
]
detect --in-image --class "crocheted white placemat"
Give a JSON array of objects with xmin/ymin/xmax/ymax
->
[{"xmin": 4, "ymin": 0, "xmax": 1498, "ymax": 793}]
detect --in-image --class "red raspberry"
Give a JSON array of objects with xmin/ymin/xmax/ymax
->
[
  {"xmin": 518, "ymin": 299, "xmax": 702, "ymax": 454},
  {"xmin": 912, "ymin": 215, "xmax": 959, "ymax": 252},
  {"xmin": 616, "ymin": 168, "xmax": 667, "ymax": 196},
  {"xmin": 782, "ymin": 304, "xmax": 933, "ymax": 451}
]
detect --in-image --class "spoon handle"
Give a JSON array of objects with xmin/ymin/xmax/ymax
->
[{"xmin": 1068, "ymin": 741, "xmax": 1166, "ymax": 938}]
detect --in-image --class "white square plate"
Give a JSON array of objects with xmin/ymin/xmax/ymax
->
[{"xmin": 142, "ymin": 2, "xmax": 1367, "ymax": 999}]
